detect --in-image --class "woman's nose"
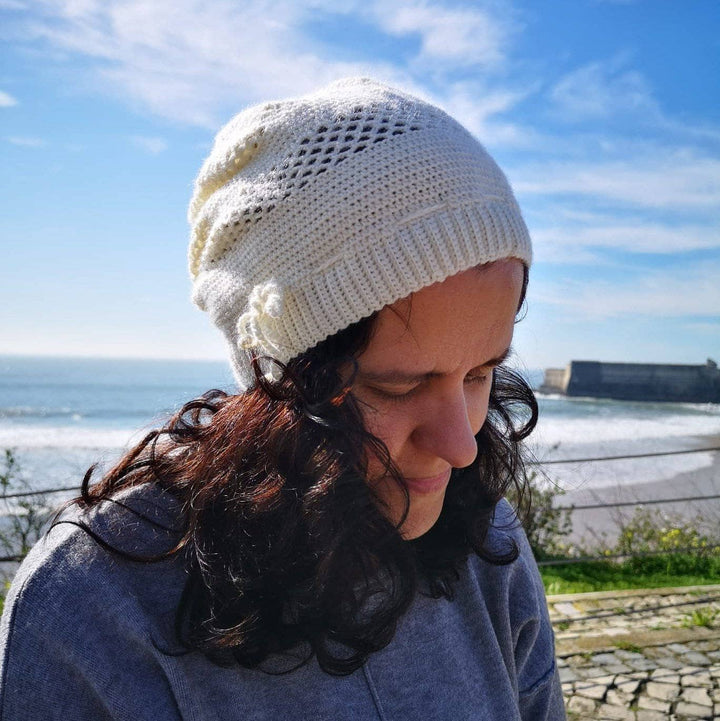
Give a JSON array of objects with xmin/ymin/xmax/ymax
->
[{"xmin": 412, "ymin": 389, "xmax": 481, "ymax": 469}]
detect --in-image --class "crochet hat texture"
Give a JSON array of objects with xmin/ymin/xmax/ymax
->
[{"xmin": 189, "ymin": 77, "xmax": 532, "ymax": 389}]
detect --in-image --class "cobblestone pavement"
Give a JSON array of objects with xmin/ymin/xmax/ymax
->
[{"xmin": 547, "ymin": 585, "xmax": 720, "ymax": 720}]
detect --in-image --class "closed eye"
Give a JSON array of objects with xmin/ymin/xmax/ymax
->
[
  {"xmin": 369, "ymin": 368, "xmax": 493, "ymax": 402},
  {"xmin": 368, "ymin": 383, "xmax": 420, "ymax": 402},
  {"xmin": 464, "ymin": 372, "xmax": 491, "ymax": 386}
]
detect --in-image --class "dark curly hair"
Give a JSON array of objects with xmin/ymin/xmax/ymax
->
[{"xmin": 64, "ymin": 267, "xmax": 538, "ymax": 677}]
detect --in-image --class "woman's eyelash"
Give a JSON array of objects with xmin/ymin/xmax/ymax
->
[
  {"xmin": 371, "ymin": 369, "xmax": 494, "ymax": 401},
  {"xmin": 372, "ymin": 386, "xmax": 417, "ymax": 402},
  {"xmin": 465, "ymin": 372, "xmax": 490, "ymax": 386}
]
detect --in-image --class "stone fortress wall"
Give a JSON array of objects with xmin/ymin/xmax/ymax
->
[{"xmin": 540, "ymin": 359, "xmax": 720, "ymax": 403}]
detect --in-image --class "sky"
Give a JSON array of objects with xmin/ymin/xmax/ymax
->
[{"xmin": 1, "ymin": 0, "xmax": 718, "ymax": 372}]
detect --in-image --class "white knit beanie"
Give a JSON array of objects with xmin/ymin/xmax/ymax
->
[{"xmin": 189, "ymin": 77, "xmax": 532, "ymax": 390}]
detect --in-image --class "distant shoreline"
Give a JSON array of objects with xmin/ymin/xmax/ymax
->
[{"xmin": 558, "ymin": 434, "xmax": 720, "ymax": 549}]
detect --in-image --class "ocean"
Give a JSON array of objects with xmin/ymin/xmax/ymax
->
[{"xmin": 1, "ymin": 355, "xmax": 719, "ymax": 503}]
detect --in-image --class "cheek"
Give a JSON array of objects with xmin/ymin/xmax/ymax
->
[
  {"xmin": 359, "ymin": 404, "xmax": 412, "ymax": 472},
  {"xmin": 467, "ymin": 384, "xmax": 492, "ymax": 432}
]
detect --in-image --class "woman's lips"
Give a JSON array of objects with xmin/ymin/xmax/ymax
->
[{"xmin": 402, "ymin": 468, "xmax": 452, "ymax": 495}]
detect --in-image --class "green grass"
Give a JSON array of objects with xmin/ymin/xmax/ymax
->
[
  {"xmin": 540, "ymin": 554, "xmax": 720, "ymax": 595},
  {"xmin": 2, "ymin": 555, "xmax": 718, "ymax": 607},
  {"xmin": 681, "ymin": 608, "xmax": 718, "ymax": 629},
  {"xmin": 613, "ymin": 641, "xmax": 643, "ymax": 653}
]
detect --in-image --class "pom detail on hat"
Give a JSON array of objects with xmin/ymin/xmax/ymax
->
[{"xmin": 237, "ymin": 281, "xmax": 286, "ymax": 355}]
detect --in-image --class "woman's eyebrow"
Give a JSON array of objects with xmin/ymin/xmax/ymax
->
[
  {"xmin": 358, "ymin": 346, "xmax": 512, "ymax": 384},
  {"xmin": 480, "ymin": 345, "xmax": 512, "ymax": 369}
]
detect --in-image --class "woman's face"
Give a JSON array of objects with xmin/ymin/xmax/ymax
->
[{"xmin": 352, "ymin": 259, "xmax": 525, "ymax": 539}]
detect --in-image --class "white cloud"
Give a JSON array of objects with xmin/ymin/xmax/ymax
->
[
  {"xmin": 548, "ymin": 56, "xmax": 720, "ymax": 146},
  {"xmin": 550, "ymin": 58, "xmax": 657, "ymax": 122},
  {"xmin": 531, "ymin": 222, "xmax": 720, "ymax": 263},
  {"xmin": 520, "ymin": 149, "xmax": 720, "ymax": 263},
  {"xmin": 130, "ymin": 135, "xmax": 167, "ymax": 155},
  {"xmin": 536, "ymin": 263, "xmax": 720, "ymax": 319},
  {"xmin": 685, "ymin": 320, "xmax": 720, "ymax": 335},
  {"xmin": 14, "ymin": 0, "xmax": 398, "ymax": 126},
  {"xmin": 12, "ymin": 0, "xmax": 517, "ymax": 128},
  {"xmin": 439, "ymin": 82, "xmax": 537, "ymax": 148},
  {"xmin": 368, "ymin": 0, "xmax": 515, "ymax": 68},
  {"xmin": 5, "ymin": 135, "xmax": 45, "ymax": 147},
  {"xmin": 515, "ymin": 152, "xmax": 720, "ymax": 210},
  {"xmin": 0, "ymin": 90, "xmax": 19, "ymax": 107}
]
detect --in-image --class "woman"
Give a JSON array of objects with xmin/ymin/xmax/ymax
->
[{"xmin": 0, "ymin": 78, "xmax": 565, "ymax": 720}]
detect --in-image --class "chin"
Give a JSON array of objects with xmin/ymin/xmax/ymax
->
[{"xmin": 400, "ymin": 494, "xmax": 445, "ymax": 540}]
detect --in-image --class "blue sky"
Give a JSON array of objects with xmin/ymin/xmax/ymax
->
[{"xmin": 1, "ymin": 0, "xmax": 718, "ymax": 371}]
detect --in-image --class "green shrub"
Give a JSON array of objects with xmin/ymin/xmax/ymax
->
[
  {"xmin": 507, "ymin": 472, "xmax": 574, "ymax": 561},
  {"xmin": 615, "ymin": 506, "xmax": 720, "ymax": 557},
  {"xmin": 536, "ymin": 497, "xmax": 720, "ymax": 592},
  {"xmin": 0, "ymin": 449, "xmax": 53, "ymax": 561}
]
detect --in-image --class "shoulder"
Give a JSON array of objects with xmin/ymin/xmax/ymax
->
[
  {"xmin": 470, "ymin": 497, "xmax": 542, "ymax": 593},
  {"xmin": 0, "ymin": 484, "xmax": 190, "ymax": 719},
  {"xmin": 466, "ymin": 499, "xmax": 561, "ymax": 689},
  {"xmin": 1, "ymin": 483, "xmax": 188, "ymax": 656}
]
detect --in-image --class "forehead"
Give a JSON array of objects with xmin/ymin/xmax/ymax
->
[{"xmin": 358, "ymin": 260, "xmax": 525, "ymax": 373}]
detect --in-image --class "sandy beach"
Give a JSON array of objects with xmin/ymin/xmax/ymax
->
[{"xmin": 555, "ymin": 436, "xmax": 720, "ymax": 550}]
